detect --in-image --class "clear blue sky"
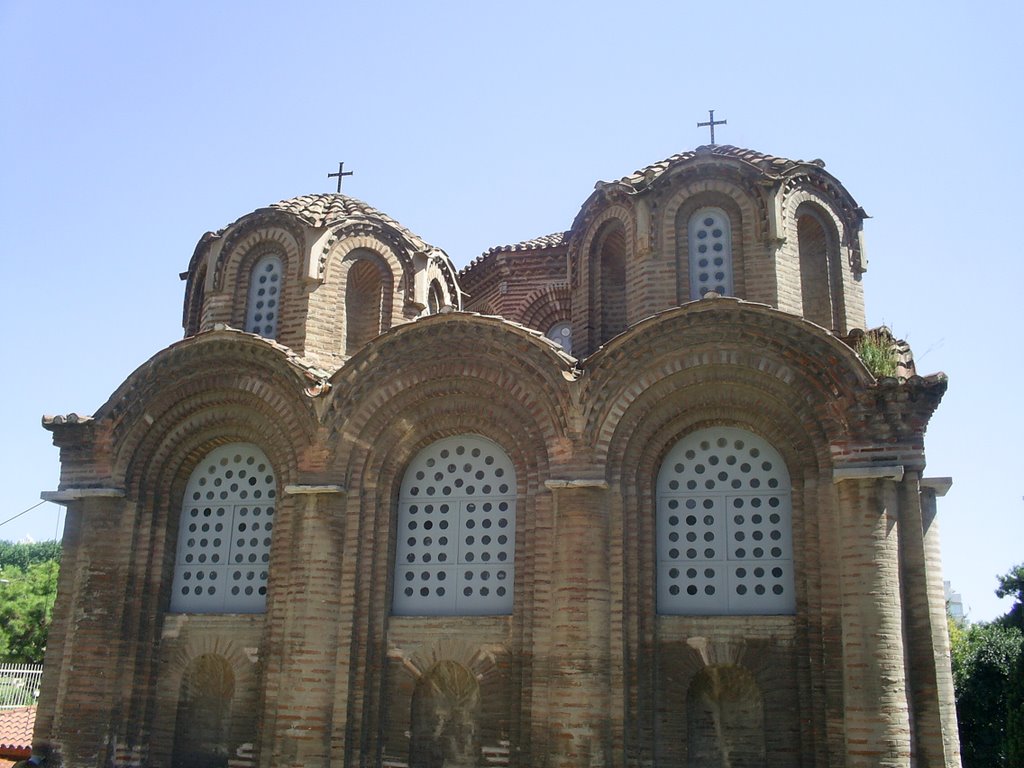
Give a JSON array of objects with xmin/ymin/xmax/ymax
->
[{"xmin": 1, "ymin": 1, "xmax": 1021, "ymax": 621}]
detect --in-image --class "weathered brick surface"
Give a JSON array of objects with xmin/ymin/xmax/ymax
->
[{"xmin": 40, "ymin": 146, "xmax": 958, "ymax": 767}]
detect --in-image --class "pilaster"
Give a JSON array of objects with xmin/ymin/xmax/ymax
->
[
  {"xmin": 544, "ymin": 479, "xmax": 611, "ymax": 768},
  {"xmin": 37, "ymin": 490, "xmax": 131, "ymax": 768},
  {"xmin": 263, "ymin": 484, "xmax": 347, "ymax": 768}
]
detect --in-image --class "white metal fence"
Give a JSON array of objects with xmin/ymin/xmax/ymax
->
[{"xmin": 0, "ymin": 663, "xmax": 41, "ymax": 707}]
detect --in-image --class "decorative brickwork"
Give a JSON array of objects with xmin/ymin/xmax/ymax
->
[{"xmin": 40, "ymin": 145, "xmax": 960, "ymax": 768}]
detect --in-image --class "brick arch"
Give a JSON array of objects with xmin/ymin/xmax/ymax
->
[
  {"xmin": 422, "ymin": 258, "xmax": 462, "ymax": 311},
  {"xmin": 103, "ymin": 336, "xmax": 319, "ymax": 485},
  {"xmin": 394, "ymin": 640, "xmax": 502, "ymax": 683},
  {"xmin": 780, "ymin": 173, "xmax": 863, "ymax": 255},
  {"xmin": 785, "ymin": 192, "xmax": 849, "ymax": 332},
  {"xmin": 572, "ymin": 204, "xmax": 636, "ymax": 355},
  {"xmin": 331, "ymin": 376, "xmax": 557, "ymax": 499},
  {"xmin": 154, "ymin": 641, "xmax": 260, "ymax": 768},
  {"xmin": 325, "ymin": 315, "xmax": 575, "ymax": 453},
  {"xmin": 654, "ymin": 637, "xmax": 799, "ymax": 766},
  {"xmin": 163, "ymin": 639, "xmax": 256, "ymax": 701},
  {"xmin": 209, "ymin": 226, "xmax": 303, "ymax": 332},
  {"xmin": 324, "ymin": 235, "xmax": 407, "ymax": 285},
  {"xmin": 183, "ymin": 260, "xmax": 207, "ymax": 336},
  {"xmin": 661, "ymin": 179, "xmax": 760, "ymax": 304},
  {"xmin": 316, "ymin": 236, "xmax": 409, "ymax": 361},
  {"xmin": 385, "ymin": 645, "xmax": 510, "ymax": 768},
  {"xmin": 517, "ymin": 283, "xmax": 571, "ymax": 337},
  {"xmin": 337, "ymin": 249, "xmax": 394, "ymax": 354},
  {"xmin": 582, "ymin": 302, "xmax": 869, "ymax": 463}
]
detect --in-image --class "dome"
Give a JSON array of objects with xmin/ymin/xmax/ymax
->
[{"xmin": 181, "ymin": 193, "xmax": 462, "ymax": 369}]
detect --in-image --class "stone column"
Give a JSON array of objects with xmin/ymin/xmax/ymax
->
[
  {"xmin": 920, "ymin": 478, "xmax": 962, "ymax": 767},
  {"xmin": 834, "ymin": 468, "xmax": 912, "ymax": 767},
  {"xmin": 264, "ymin": 484, "xmax": 346, "ymax": 768},
  {"xmin": 37, "ymin": 489, "xmax": 130, "ymax": 768},
  {"xmin": 544, "ymin": 480, "xmax": 611, "ymax": 768}
]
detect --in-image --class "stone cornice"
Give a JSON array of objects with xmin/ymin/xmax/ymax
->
[
  {"xmin": 921, "ymin": 477, "xmax": 953, "ymax": 497},
  {"xmin": 545, "ymin": 479, "xmax": 610, "ymax": 490},
  {"xmin": 284, "ymin": 484, "xmax": 347, "ymax": 495},
  {"xmin": 832, "ymin": 465, "xmax": 905, "ymax": 483},
  {"xmin": 41, "ymin": 488, "xmax": 126, "ymax": 505}
]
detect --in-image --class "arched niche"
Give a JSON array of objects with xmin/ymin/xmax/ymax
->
[
  {"xmin": 409, "ymin": 660, "xmax": 482, "ymax": 768},
  {"xmin": 428, "ymin": 278, "xmax": 445, "ymax": 314},
  {"xmin": 172, "ymin": 654, "xmax": 236, "ymax": 768},
  {"xmin": 687, "ymin": 665, "xmax": 766, "ymax": 768},
  {"xmin": 795, "ymin": 203, "xmax": 842, "ymax": 330},
  {"xmin": 344, "ymin": 250, "xmax": 393, "ymax": 353},
  {"xmin": 593, "ymin": 220, "xmax": 628, "ymax": 344}
]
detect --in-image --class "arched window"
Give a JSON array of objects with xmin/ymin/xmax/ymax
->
[
  {"xmin": 688, "ymin": 208, "xmax": 733, "ymax": 299},
  {"xmin": 171, "ymin": 443, "xmax": 277, "ymax": 613},
  {"xmin": 393, "ymin": 435, "xmax": 516, "ymax": 616},
  {"xmin": 244, "ymin": 254, "xmax": 283, "ymax": 339},
  {"xmin": 545, "ymin": 321, "xmax": 573, "ymax": 354},
  {"xmin": 656, "ymin": 427, "xmax": 794, "ymax": 615}
]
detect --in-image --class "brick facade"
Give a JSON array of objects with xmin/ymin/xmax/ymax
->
[{"xmin": 40, "ymin": 145, "xmax": 960, "ymax": 767}]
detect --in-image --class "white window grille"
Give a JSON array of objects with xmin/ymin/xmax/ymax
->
[
  {"xmin": 656, "ymin": 427, "xmax": 795, "ymax": 615},
  {"xmin": 245, "ymin": 254, "xmax": 283, "ymax": 338},
  {"xmin": 393, "ymin": 435, "xmax": 516, "ymax": 616},
  {"xmin": 688, "ymin": 208, "xmax": 733, "ymax": 299},
  {"xmin": 545, "ymin": 321, "xmax": 573, "ymax": 354},
  {"xmin": 171, "ymin": 443, "xmax": 276, "ymax": 613}
]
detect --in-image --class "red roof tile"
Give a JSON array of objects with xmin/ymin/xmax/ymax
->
[{"xmin": 0, "ymin": 706, "xmax": 34, "ymax": 752}]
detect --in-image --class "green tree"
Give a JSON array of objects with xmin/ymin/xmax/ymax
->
[
  {"xmin": 994, "ymin": 565, "xmax": 1024, "ymax": 764},
  {"xmin": 0, "ymin": 560, "xmax": 59, "ymax": 663},
  {"xmin": 995, "ymin": 564, "xmax": 1024, "ymax": 631},
  {"xmin": 0, "ymin": 543, "xmax": 60, "ymax": 664},
  {"xmin": 951, "ymin": 621, "xmax": 1023, "ymax": 767},
  {"xmin": 0, "ymin": 540, "xmax": 60, "ymax": 570},
  {"xmin": 950, "ymin": 564, "xmax": 1024, "ymax": 767}
]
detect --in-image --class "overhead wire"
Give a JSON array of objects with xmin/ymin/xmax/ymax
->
[{"xmin": 0, "ymin": 500, "xmax": 47, "ymax": 530}]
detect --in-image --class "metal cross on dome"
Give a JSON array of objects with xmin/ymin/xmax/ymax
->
[
  {"xmin": 697, "ymin": 110, "xmax": 727, "ymax": 145},
  {"xmin": 328, "ymin": 161, "xmax": 354, "ymax": 193}
]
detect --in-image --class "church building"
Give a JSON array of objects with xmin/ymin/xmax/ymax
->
[{"xmin": 38, "ymin": 143, "xmax": 960, "ymax": 767}]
